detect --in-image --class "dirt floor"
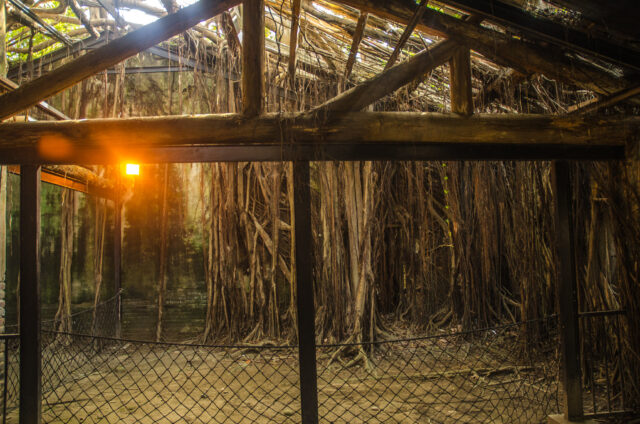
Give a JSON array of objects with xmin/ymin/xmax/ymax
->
[{"xmin": 2, "ymin": 335, "xmax": 558, "ymax": 424}]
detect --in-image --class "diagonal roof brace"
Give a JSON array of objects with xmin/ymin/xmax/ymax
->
[{"xmin": 7, "ymin": 0, "xmax": 73, "ymax": 46}]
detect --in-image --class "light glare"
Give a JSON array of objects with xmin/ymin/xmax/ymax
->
[{"xmin": 125, "ymin": 164, "xmax": 140, "ymax": 175}]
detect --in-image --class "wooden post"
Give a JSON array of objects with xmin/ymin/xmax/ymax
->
[
  {"xmin": 552, "ymin": 160, "xmax": 583, "ymax": 420},
  {"xmin": 293, "ymin": 160, "xmax": 319, "ymax": 424},
  {"xmin": 19, "ymin": 165, "xmax": 41, "ymax": 424},
  {"xmin": 449, "ymin": 47, "xmax": 473, "ymax": 115},
  {"xmin": 241, "ymin": 0, "xmax": 264, "ymax": 117},
  {"xmin": 114, "ymin": 175, "xmax": 122, "ymax": 338}
]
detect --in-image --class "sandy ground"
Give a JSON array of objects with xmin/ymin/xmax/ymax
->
[{"xmin": 2, "ymin": 336, "xmax": 558, "ymax": 424}]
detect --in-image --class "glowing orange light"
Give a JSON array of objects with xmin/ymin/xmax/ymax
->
[{"xmin": 125, "ymin": 164, "xmax": 140, "ymax": 176}]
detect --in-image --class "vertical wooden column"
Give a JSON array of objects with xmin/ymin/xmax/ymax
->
[
  {"xmin": 449, "ymin": 47, "xmax": 473, "ymax": 115},
  {"xmin": 19, "ymin": 165, "xmax": 41, "ymax": 424},
  {"xmin": 552, "ymin": 161, "xmax": 583, "ymax": 420},
  {"xmin": 293, "ymin": 160, "xmax": 319, "ymax": 424},
  {"xmin": 241, "ymin": 0, "xmax": 264, "ymax": 117},
  {"xmin": 114, "ymin": 178, "xmax": 122, "ymax": 338}
]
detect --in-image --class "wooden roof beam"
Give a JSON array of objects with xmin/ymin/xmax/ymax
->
[
  {"xmin": 343, "ymin": 11, "xmax": 368, "ymax": 80},
  {"xmin": 384, "ymin": 0, "xmax": 428, "ymax": 70},
  {"xmin": 434, "ymin": 0, "xmax": 640, "ymax": 71},
  {"xmin": 335, "ymin": 0, "xmax": 633, "ymax": 96},
  {"xmin": 0, "ymin": 112, "xmax": 634, "ymax": 164},
  {"xmin": 0, "ymin": 75, "xmax": 71, "ymax": 120},
  {"xmin": 242, "ymin": 0, "xmax": 265, "ymax": 116},
  {"xmin": 0, "ymin": 0, "xmax": 241, "ymax": 120},
  {"xmin": 288, "ymin": 0, "xmax": 301, "ymax": 83},
  {"xmin": 568, "ymin": 84, "xmax": 640, "ymax": 115},
  {"xmin": 316, "ymin": 38, "xmax": 458, "ymax": 114},
  {"xmin": 8, "ymin": 165, "xmax": 114, "ymax": 198}
]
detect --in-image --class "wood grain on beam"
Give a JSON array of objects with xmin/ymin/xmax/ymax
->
[
  {"xmin": 0, "ymin": 75, "xmax": 70, "ymax": 120},
  {"xmin": 569, "ymin": 84, "xmax": 640, "ymax": 115},
  {"xmin": 0, "ymin": 112, "xmax": 634, "ymax": 164},
  {"xmin": 319, "ymin": 39, "xmax": 457, "ymax": 114},
  {"xmin": 344, "ymin": 11, "xmax": 368, "ymax": 80},
  {"xmin": 221, "ymin": 11, "xmax": 242, "ymax": 54},
  {"xmin": 335, "ymin": 0, "xmax": 631, "ymax": 96},
  {"xmin": 288, "ymin": 0, "xmax": 301, "ymax": 83},
  {"xmin": 242, "ymin": 0, "xmax": 265, "ymax": 116},
  {"xmin": 434, "ymin": 0, "xmax": 640, "ymax": 71},
  {"xmin": 384, "ymin": 0, "xmax": 428, "ymax": 70},
  {"xmin": 0, "ymin": 0, "xmax": 241, "ymax": 120},
  {"xmin": 8, "ymin": 165, "xmax": 114, "ymax": 198},
  {"xmin": 449, "ymin": 47, "xmax": 473, "ymax": 115}
]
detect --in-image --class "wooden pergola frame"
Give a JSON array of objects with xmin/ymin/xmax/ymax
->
[{"xmin": 3, "ymin": 0, "xmax": 639, "ymax": 422}]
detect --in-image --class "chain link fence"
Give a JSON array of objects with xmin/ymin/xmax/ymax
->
[
  {"xmin": 1, "ymin": 299, "xmax": 561, "ymax": 423},
  {"xmin": 316, "ymin": 319, "xmax": 559, "ymax": 423},
  {"xmin": 0, "ymin": 335, "xmax": 19, "ymax": 424}
]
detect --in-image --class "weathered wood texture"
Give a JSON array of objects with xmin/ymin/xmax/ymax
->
[
  {"xmin": 7, "ymin": 165, "xmax": 114, "ymax": 198},
  {"xmin": 384, "ymin": 0, "xmax": 428, "ymax": 70},
  {"xmin": 343, "ymin": 11, "xmax": 368, "ymax": 79},
  {"xmin": 0, "ymin": 75, "xmax": 70, "ymax": 120},
  {"xmin": 318, "ymin": 39, "xmax": 457, "ymax": 114},
  {"xmin": 449, "ymin": 47, "xmax": 473, "ymax": 115},
  {"xmin": 242, "ymin": 0, "xmax": 265, "ymax": 116},
  {"xmin": 335, "ymin": 0, "xmax": 632, "ymax": 95},
  {"xmin": 0, "ymin": 0, "xmax": 241, "ymax": 120},
  {"xmin": 569, "ymin": 84, "xmax": 640, "ymax": 115},
  {"xmin": 434, "ymin": 0, "xmax": 640, "ymax": 71},
  {"xmin": 288, "ymin": 0, "xmax": 301, "ymax": 82},
  {"xmin": 0, "ymin": 112, "xmax": 634, "ymax": 163}
]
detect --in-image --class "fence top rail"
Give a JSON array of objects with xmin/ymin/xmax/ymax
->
[{"xmin": 0, "ymin": 334, "xmax": 20, "ymax": 339}]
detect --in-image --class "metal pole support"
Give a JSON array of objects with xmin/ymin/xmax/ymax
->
[
  {"xmin": 19, "ymin": 165, "xmax": 41, "ymax": 424},
  {"xmin": 552, "ymin": 160, "xmax": 583, "ymax": 420},
  {"xmin": 293, "ymin": 160, "xmax": 319, "ymax": 424}
]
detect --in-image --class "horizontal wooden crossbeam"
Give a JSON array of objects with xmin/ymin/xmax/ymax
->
[
  {"xmin": 8, "ymin": 165, "xmax": 114, "ymax": 198},
  {"xmin": 0, "ymin": 112, "xmax": 634, "ymax": 163}
]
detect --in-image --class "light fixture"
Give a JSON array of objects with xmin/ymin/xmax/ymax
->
[{"xmin": 125, "ymin": 163, "xmax": 140, "ymax": 176}]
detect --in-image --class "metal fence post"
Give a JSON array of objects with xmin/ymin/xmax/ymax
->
[
  {"xmin": 552, "ymin": 160, "xmax": 583, "ymax": 420},
  {"xmin": 114, "ymin": 177, "xmax": 122, "ymax": 339},
  {"xmin": 19, "ymin": 165, "xmax": 41, "ymax": 424},
  {"xmin": 293, "ymin": 160, "xmax": 319, "ymax": 424}
]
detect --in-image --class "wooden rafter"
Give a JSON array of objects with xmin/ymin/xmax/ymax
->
[
  {"xmin": 0, "ymin": 0, "xmax": 242, "ymax": 120},
  {"xmin": 335, "ymin": 0, "xmax": 633, "ymax": 96},
  {"xmin": 0, "ymin": 112, "xmax": 635, "ymax": 164},
  {"xmin": 435, "ymin": 0, "xmax": 640, "ymax": 71},
  {"xmin": 0, "ymin": 75, "xmax": 70, "ymax": 120},
  {"xmin": 288, "ymin": 0, "xmax": 301, "ymax": 83},
  {"xmin": 242, "ymin": 0, "xmax": 265, "ymax": 116},
  {"xmin": 8, "ymin": 165, "xmax": 114, "ymax": 198},
  {"xmin": 384, "ymin": 0, "xmax": 428, "ymax": 70},
  {"xmin": 317, "ymin": 39, "xmax": 458, "ymax": 114},
  {"xmin": 568, "ymin": 84, "xmax": 640, "ymax": 115},
  {"xmin": 343, "ymin": 11, "xmax": 368, "ymax": 80}
]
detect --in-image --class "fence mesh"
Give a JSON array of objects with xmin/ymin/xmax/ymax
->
[
  {"xmin": 0, "ymin": 336, "xmax": 20, "ymax": 422},
  {"xmin": 316, "ymin": 319, "xmax": 559, "ymax": 423},
  {"xmin": 1, "ymin": 299, "xmax": 562, "ymax": 423},
  {"xmin": 40, "ymin": 332, "xmax": 301, "ymax": 424}
]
